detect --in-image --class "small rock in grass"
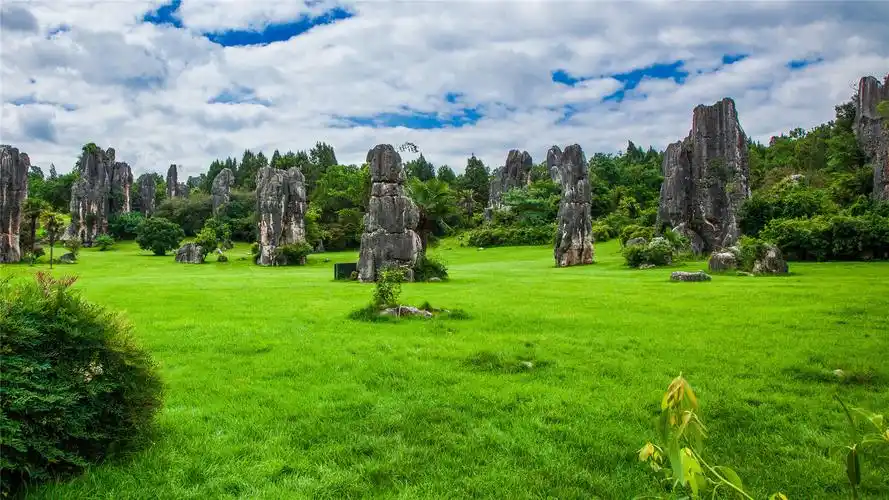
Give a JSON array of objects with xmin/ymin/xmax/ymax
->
[
  {"xmin": 519, "ymin": 361, "xmax": 534, "ymax": 370},
  {"xmin": 670, "ymin": 270, "xmax": 711, "ymax": 282},
  {"xmin": 59, "ymin": 253, "xmax": 77, "ymax": 264},
  {"xmin": 477, "ymin": 247, "xmax": 485, "ymax": 251},
  {"xmin": 736, "ymin": 271, "xmax": 753, "ymax": 277},
  {"xmin": 625, "ymin": 237, "xmax": 647, "ymax": 247},
  {"xmin": 175, "ymin": 243, "xmax": 204, "ymax": 264},
  {"xmin": 380, "ymin": 305, "xmax": 433, "ymax": 318},
  {"xmin": 833, "ymin": 369, "xmax": 846, "ymax": 379},
  {"xmin": 428, "ymin": 277, "xmax": 441, "ymax": 282},
  {"xmin": 638, "ymin": 263, "xmax": 656, "ymax": 270}
]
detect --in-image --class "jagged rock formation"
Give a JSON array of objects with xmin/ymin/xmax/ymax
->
[
  {"xmin": 357, "ymin": 144, "xmax": 422, "ymax": 282},
  {"xmin": 657, "ymin": 98, "xmax": 751, "ymax": 253},
  {"xmin": 175, "ymin": 243, "xmax": 204, "ymax": 264},
  {"xmin": 854, "ymin": 74, "xmax": 889, "ymax": 201},
  {"xmin": 487, "ymin": 149, "xmax": 533, "ymax": 212},
  {"xmin": 752, "ymin": 244, "xmax": 788, "ymax": 275},
  {"xmin": 211, "ymin": 168, "xmax": 234, "ymax": 216},
  {"xmin": 137, "ymin": 174, "xmax": 156, "ymax": 217},
  {"xmin": 1, "ymin": 145, "xmax": 29, "ymax": 263},
  {"xmin": 166, "ymin": 164, "xmax": 182, "ymax": 199},
  {"xmin": 547, "ymin": 146, "xmax": 563, "ymax": 185},
  {"xmin": 553, "ymin": 144, "xmax": 594, "ymax": 266},
  {"xmin": 67, "ymin": 145, "xmax": 132, "ymax": 243},
  {"xmin": 255, "ymin": 166, "xmax": 307, "ymax": 266},
  {"xmin": 708, "ymin": 250, "xmax": 738, "ymax": 272}
]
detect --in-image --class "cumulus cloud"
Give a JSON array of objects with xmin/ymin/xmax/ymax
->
[
  {"xmin": 0, "ymin": 4, "xmax": 39, "ymax": 32},
  {"xmin": 1, "ymin": 0, "xmax": 888, "ymax": 178}
]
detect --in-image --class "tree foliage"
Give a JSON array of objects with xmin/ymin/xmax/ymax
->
[{"xmin": 136, "ymin": 217, "xmax": 184, "ymax": 256}]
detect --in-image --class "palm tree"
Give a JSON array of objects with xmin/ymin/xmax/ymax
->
[
  {"xmin": 40, "ymin": 212, "xmax": 65, "ymax": 269},
  {"xmin": 454, "ymin": 187, "xmax": 475, "ymax": 220},
  {"xmin": 406, "ymin": 178, "xmax": 455, "ymax": 251},
  {"xmin": 22, "ymin": 198, "xmax": 48, "ymax": 254}
]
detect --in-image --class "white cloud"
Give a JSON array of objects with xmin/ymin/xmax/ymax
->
[{"xmin": 0, "ymin": 0, "xmax": 888, "ymax": 177}]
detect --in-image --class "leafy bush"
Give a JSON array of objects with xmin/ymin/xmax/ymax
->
[
  {"xmin": 739, "ymin": 184, "xmax": 836, "ymax": 237},
  {"xmin": 591, "ymin": 221, "xmax": 617, "ymax": 242},
  {"xmin": 619, "ymin": 224, "xmax": 654, "ymax": 245},
  {"xmin": 760, "ymin": 214, "xmax": 889, "ymax": 261},
  {"xmin": 737, "ymin": 236, "xmax": 769, "ymax": 272},
  {"xmin": 94, "ymin": 234, "xmax": 114, "ymax": 251},
  {"xmin": 136, "ymin": 217, "xmax": 184, "ymax": 256},
  {"xmin": 413, "ymin": 255, "xmax": 449, "ymax": 281},
  {"xmin": 622, "ymin": 236, "xmax": 675, "ymax": 267},
  {"xmin": 108, "ymin": 212, "xmax": 145, "ymax": 240},
  {"xmin": 64, "ymin": 238, "xmax": 82, "ymax": 258},
  {"xmin": 154, "ymin": 194, "xmax": 212, "ymax": 237},
  {"xmin": 462, "ymin": 224, "xmax": 555, "ymax": 247},
  {"xmin": 193, "ymin": 218, "xmax": 232, "ymax": 257},
  {"xmin": 274, "ymin": 242, "xmax": 313, "ymax": 265},
  {"xmin": 373, "ymin": 266, "xmax": 405, "ymax": 307},
  {"xmin": 0, "ymin": 273, "xmax": 163, "ymax": 494}
]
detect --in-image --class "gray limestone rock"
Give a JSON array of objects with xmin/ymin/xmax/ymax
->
[
  {"xmin": 137, "ymin": 174, "xmax": 156, "ymax": 217},
  {"xmin": 255, "ymin": 166, "xmax": 307, "ymax": 266},
  {"xmin": 708, "ymin": 250, "xmax": 737, "ymax": 272},
  {"xmin": 58, "ymin": 252, "xmax": 77, "ymax": 264},
  {"xmin": 547, "ymin": 145, "xmax": 563, "ymax": 186},
  {"xmin": 657, "ymin": 98, "xmax": 751, "ymax": 254},
  {"xmin": 175, "ymin": 243, "xmax": 204, "ymax": 264},
  {"xmin": 166, "ymin": 164, "xmax": 182, "ymax": 199},
  {"xmin": 66, "ymin": 145, "xmax": 132, "ymax": 243},
  {"xmin": 552, "ymin": 144, "xmax": 594, "ymax": 266},
  {"xmin": 0, "ymin": 145, "xmax": 29, "ymax": 263},
  {"xmin": 752, "ymin": 244, "xmax": 789, "ymax": 275},
  {"xmin": 670, "ymin": 271, "xmax": 712, "ymax": 282},
  {"xmin": 625, "ymin": 237, "xmax": 647, "ymax": 247},
  {"xmin": 380, "ymin": 305, "xmax": 433, "ymax": 318},
  {"xmin": 357, "ymin": 144, "xmax": 422, "ymax": 282},
  {"xmin": 854, "ymin": 74, "xmax": 889, "ymax": 201},
  {"xmin": 487, "ymin": 149, "xmax": 533, "ymax": 213},
  {"xmin": 211, "ymin": 168, "xmax": 234, "ymax": 216}
]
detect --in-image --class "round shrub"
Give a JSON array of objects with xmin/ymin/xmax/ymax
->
[
  {"xmin": 0, "ymin": 273, "xmax": 163, "ymax": 494},
  {"xmin": 108, "ymin": 212, "xmax": 145, "ymax": 240},
  {"xmin": 274, "ymin": 242, "xmax": 313, "ymax": 265},
  {"xmin": 619, "ymin": 224, "xmax": 654, "ymax": 245},
  {"xmin": 413, "ymin": 255, "xmax": 448, "ymax": 281},
  {"xmin": 94, "ymin": 234, "xmax": 115, "ymax": 251},
  {"xmin": 136, "ymin": 217, "xmax": 184, "ymax": 256},
  {"xmin": 645, "ymin": 237, "xmax": 674, "ymax": 266}
]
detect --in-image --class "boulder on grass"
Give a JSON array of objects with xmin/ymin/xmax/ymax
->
[
  {"xmin": 752, "ymin": 244, "xmax": 788, "ymax": 275},
  {"xmin": 670, "ymin": 271, "xmax": 711, "ymax": 282},
  {"xmin": 175, "ymin": 243, "xmax": 204, "ymax": 264},
  {"xmin": 59, "ymin": 253, "xmax": 77, "ymax": 264},
  {"xmin": 708, "ymin": 251, "xmax": 737, "ymax": 272},
  {"xmin": 625, "ymin": 237, "xmax": 647, "ymax": 247},
  {"xmin": 380, "ymin": 306, "xmax": 433, "ymax": 318}
]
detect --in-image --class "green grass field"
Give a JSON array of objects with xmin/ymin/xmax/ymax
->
[{"xmin": 3, "ymin": 240, "xmax": 889, "ymax": 499}]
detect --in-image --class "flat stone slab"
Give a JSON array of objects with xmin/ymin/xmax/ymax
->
[{"xmin": 670, "ymin": 271, "xmax": 712, "ymax": 282}]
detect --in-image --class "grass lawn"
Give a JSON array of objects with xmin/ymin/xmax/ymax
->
[{"xmin": 3, "ymin": 239, "xmax": 889, "ymax": 499}]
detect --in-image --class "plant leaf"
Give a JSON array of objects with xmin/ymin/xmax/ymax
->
[
  {"xmin": 846, "ymin": 446, "xmax": 860, "ymax": 487},
  {"xmin": 714, "ymin": 465, "xmax": 744, "ymax": 492}
]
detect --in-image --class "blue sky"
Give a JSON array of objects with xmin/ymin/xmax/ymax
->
[{"xmin": 1, "ymin": 0, "xmax": 888, "ymax": 176}]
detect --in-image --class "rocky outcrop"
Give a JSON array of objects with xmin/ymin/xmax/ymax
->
[
  {"xmin": 547, "ymin": 146, "xmax": 563, "ymax": 185},
  {"xmin": 175, "ymin": 243, "xmax": 204, "ymax": 264},
  {"xmin": 137, "ymin": 174, "xmax": 156, "ymax": 217},
  {"xmin": 657, "ymin": 98, "xmax": 751, "ymax": 254},
  {"xmin": 708, "ymin": 250, "xmax": 738, "ymax": 272},
  {"xmin": 357, "ymin": 144, "xmax": 422, "ymax": 282},
  {"xmin": 211, "ymin": 168, "xmax": 234, "ymax": 216},
  {"xmin": 670, "ymin": 271, "xmax": 712, "ymax": 282},
  {"xmin": 854, "ymin": 74, "xmax": 889, "ymax": 201},
  {"xmin": 166, "ymin": 164, "xmax": 183, "ymax": 199},
  {"xmin": 0, "ymin": 145, "xmax": 29, "ymax": 263},
  {"xmin": 487, "ymin": 149, "xmax": 533, "ymax": 212},
  {"xmin": 255, "ymin": 166, "xmax": 307, "ymax": 266},
  {"xmin": 67, "ymin": 145, "xmax": 132, "ymax": 243},
  {"xmin": 553, "ymin": 144, "xmax": 594, "ymax": 266},
  {"xmin": 752, "ymin": 244, "xmax": 788, "ymax": 275}
]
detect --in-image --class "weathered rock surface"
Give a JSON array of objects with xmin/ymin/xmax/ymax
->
[
  {"xmin": 547, "ymin": 146, "xmax": 563, "ymax": 185},
  {"xmin": 380, "ymin": 305, "xmax": 433, "ymax": 318},
  {"xmin": 708, "ymin": 250, "xmax": 738, "ymax": 272},
  {"xmin": 752, "ymin": 244, "xmax": 789, "ymax": 275},
  {"xmin": 657, "ymin": 98, "xmax": 751, "ymax": 253},
  {"xmin": 255, "ymin": 166, "xmax": 307, "ymax": 266},
  {"xmin": 1, "ymin": 145, "xmax": 29, "ymax": 263},
  {"xmin": 487, "ymin": 149, "xmax": 533, "ymax": 212},
  {"xmin": 670, "ymin": 271, "xmax": 712, "ymax": 282},
  {"xmin": 166, "ymin": 164, "xmax": 183, "ymax": 199},
  {"xmin": 175, "ymin": 243, "xmax": 204, "ymax": 264},
  {"xmin": 59, "ymin": 252, "xmax": 77, "ymax": 264},
  {"xmin": 67, "ymin": 145, "xmax": 132, "ymax": 243},
  {"xmin": 625, "ymin": 237, "xmax": 647, "ymax": 247},
  {"xmin": 552, "ymin": 144, "xmax": 594, "ymax": 266},
  {"xmin": 211, "ymin": 168, "xmax": 234, "ymax": 216},
  {"xmin": 137, "ymin": 174, "xmax": 156, "ymax": 217},
  {"xmin": 854, "ymin": 74, "xmax": 889, "ymax": 201},
  {"xmin": 358, "ymin": 144, "xmax": 422, "ymax": 282}
]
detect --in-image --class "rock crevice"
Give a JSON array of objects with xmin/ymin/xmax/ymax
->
[
  {"xmin": 1, "ymin": 145, "xmax": 29, "ymax": 263},
  {"xmin": 357, "ymin": 144, "xmax": 422, "ymax": 282},
  {"xmin": 656, "ymin": 98, "xmax": 750, "ymax": 253}
]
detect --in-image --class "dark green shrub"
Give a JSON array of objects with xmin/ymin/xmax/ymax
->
[
  {"xmin": 374, "ymin": 266, "xmax": 405, "ymax": 307},
  {"xmin": 462, "ymin": 224, "xmax": 555, "ymax": 247},
  {"xmin": 622, "ymin": 244, "xmax": 648, "ymax": 268},
  {"xmin": 622, "ymin": 237, "xmax": 675, "ymax": 267},
  {"xmin": 135, "ymin": 217, "xmax": 184, "ymax": 256},
  {"xmin": 108, "ymin": 212, "xmax": 145, "ymax": 240},
  {"xmin": 64, "ymin": 238, "xmax": 82, "ymax": 258},
  {"xmin": 274, "ymin": 242, "xmax": 313, "ymax": 265},
  {"xmin": 739, "ymin": 184, "xmax": 835, "ymax": 237},
  {"xmin": 760, "ymin": 214, "xmax": 889, "ymax": 261},
  {"xmin": 737, "ymin": 236, "xmax": 769, "ymax": 271},
  {"xmin": 193, "ymin": 219, "xmax": 232, "ymax": 257},
  {"xmin": 0, "ymin": 273, "xmax": 163, "ymax": 494},
  {"xmin": 413, "ymin": 255, "xmax": 448, "ymax": 281},
  {"xmin": 154, "ymin": 194, "xmax": 212, "ymax": 237},
  {"xmin": 591, "ymin": 221, "xmax": 616, "ymax": 242},
  {"xmin": 94, "ymin": 234, "xmax": 114, "ymax": 251}
]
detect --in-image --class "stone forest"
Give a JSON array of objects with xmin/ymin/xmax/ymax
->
[{"xmin": 2, "ymin": 74, "xmax": 889, "ymax": 499}]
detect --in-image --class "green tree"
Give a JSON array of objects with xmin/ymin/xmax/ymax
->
[
  {"xmin": 457, "ymin": 155, "xmax": 490, "ymax": 208},
  {"xmin": 407, "ymin": 178, "xmax": 455, "ymax": 251},
  {"xmin": 22, "ymin": 199, "xmax": 48, "ymax": 254},
  {"xmin": 405, "ymin": 154, "xmax": 435, "ymax": 181},
  {"xmin": 40, "ymin": 211, "xmax": 65, "ymax": 269},
  {"xmin": 436, "ymin": 165, "xmax": 457, "ymax": 184},
  {"xmin": 193, "ymin": 218, "xmax": 232, "ymax": 257},
  {"xmin": 136, "ymin": 217, "xmax": 184, "ymax": 256}
]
